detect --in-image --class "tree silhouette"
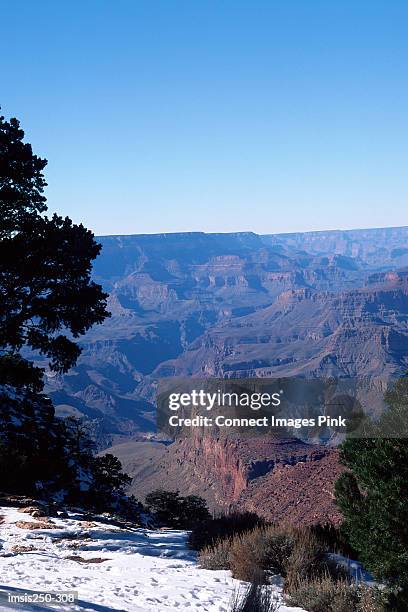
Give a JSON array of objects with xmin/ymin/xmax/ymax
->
[
  {"xmin": 0, "ymin": 112, "xmax": 133, "ymax": 511},
  {"xmin": 0, "ymin": 112, "xmax": 109, "ymax": 378}
]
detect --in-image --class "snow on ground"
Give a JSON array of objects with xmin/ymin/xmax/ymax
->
[{"xmin": 0, "ymin": 506, "xmax": 304, "ymax": 612}]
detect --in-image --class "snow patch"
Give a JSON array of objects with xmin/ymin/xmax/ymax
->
[{"xmin": 0, "ymin": 506, "xmax": 303, "ymax": 611}]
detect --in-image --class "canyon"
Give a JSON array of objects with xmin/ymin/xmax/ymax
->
[
  {"xmin": 105, "ymin": 436, "xmax": 344, "ymax": 525},
  {"xmin": 44, "ymin": 226, "xmax": 408, "ymax": 439},
  {"xmin": 40, "ymin": 226, "xmax": 408, "ymax": 522}
]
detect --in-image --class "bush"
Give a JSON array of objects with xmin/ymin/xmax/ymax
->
[
  {"xmin": 229, "ymin": 524, "xmax": 293, "ymax": 581},
  {"xmin": 145, "ymin": 489, "xmax": 210, "ymax": 528},
  {"xmin": 189, "ymin": 511, "xmax": 265, "ymax": 551},
  {"xmin": 181, "ymin": 494, "xmax": 211, "ymax": 528},
  {"xmin": 198, "ymin": 521, "xmax": 333, "ymax": 585},
  {"xmin": 284, "ymin": 527, "xmax": 337, "ymax": 593},
  {"xmin": 229, "ymin": 583, "xmax": 280, "ymax": 612},
  {"xmin": 287, "ymin": 575, "xmax": 386, "ymax": 612},
  {"xmin": 198, "ymin": 537, "xmax": 232, "ymax": 570},
  {"xmin": 287, "ymin": 575, "xmax": 357, "ymax": 612},
  {"xmin": 195, "ymin": 517, "xmax": 384, "ymax": 612}
]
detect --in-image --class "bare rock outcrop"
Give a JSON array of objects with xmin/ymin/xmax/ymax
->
[{"xmin": 109, "ymin": 436, "xmax": 344, "ymax": 526}]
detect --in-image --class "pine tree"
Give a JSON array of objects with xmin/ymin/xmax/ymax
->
[
  {"xmin": 0, "ymin": 112, "xmax": 109, "ymax": 376},
  {"xmin": 0, "ymin": 111, "xmax": 134, "ymax": 511},
  {"xmin": 335, "ymin": 377, "xmax": 408, "ymax": 608}
]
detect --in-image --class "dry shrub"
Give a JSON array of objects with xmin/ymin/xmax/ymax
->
[
  {"xmin": 283, "ymin": 527, "xmax": 343, "ymax": 593},
  {"xmin": 198, "ymin": 537, "xmax": 232, "ymax": 570},
  {"xmin": 229, "ymin": 521, "xmax": 348, "ymax": 587},
  {"xmin": 229, "ymin": 523, "xmax": 299, "ymax": 582},
  {"xmin": 287, "ymin": 574, "xmax": 386, "ymax": 612},
  {"xmin": 288, "ymin": 574, "xmax": 360, "ymax": 612},
  {"xmin": 196, "ymin": 518, "xmax": 385, "ymax": 612}
]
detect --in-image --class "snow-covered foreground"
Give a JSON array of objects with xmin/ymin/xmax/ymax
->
[{"xmin": 0, "ymin": 506, "xmax": 304, "ymax": 612}]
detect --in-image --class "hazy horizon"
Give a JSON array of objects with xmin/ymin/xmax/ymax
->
[
  {"xmin": 96, "ymin": 223, "xmax": 408, "ymax": 238},
  {"xmin": 1, "ymin": 1, "xmax": 407, "ymax": 235}
]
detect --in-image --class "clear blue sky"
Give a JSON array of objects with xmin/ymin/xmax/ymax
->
[{"xmin": 1, "ymin": 0, "xmax": 407, "ymax": 235}]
